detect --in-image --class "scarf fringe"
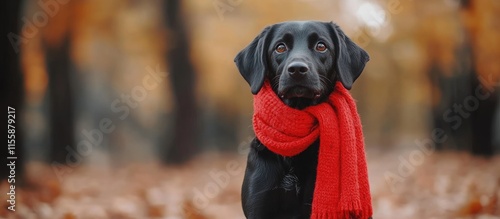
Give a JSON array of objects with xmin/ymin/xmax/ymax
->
[
  {"xmin": 311, "ymin": 211, "xmax": 372, "ymax": 219},
  {"xmin": 311, "ymin": 199, "xmax": 372, "ymax": 219}
]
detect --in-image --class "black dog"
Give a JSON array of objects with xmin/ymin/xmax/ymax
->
[{"xmin": 234, "ymin": 21, "xmax": 369, "ymax": 219}]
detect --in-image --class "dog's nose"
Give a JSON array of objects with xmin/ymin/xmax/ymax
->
[{"xmin": 287, "ymin": 62, "xmax": 309, "ymax": 79}]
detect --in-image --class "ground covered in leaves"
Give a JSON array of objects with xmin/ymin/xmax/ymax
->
[{"xmin": 1, "ymin": 150, "xmax": 500, "ymax": 219}]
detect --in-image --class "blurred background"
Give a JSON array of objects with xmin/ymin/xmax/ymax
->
[{"xmin": 2, "ymin": 0, "xmax": 500, "ymax": 218}]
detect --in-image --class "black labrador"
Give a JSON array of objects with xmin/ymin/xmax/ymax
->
[{"xmin": 234, "ymin": 21, "xmax": 369, "ymax": 219}]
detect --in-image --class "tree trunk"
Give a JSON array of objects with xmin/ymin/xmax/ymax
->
[
  {"xmin": 46, "ymin": 36, "xmax": 75, "ymax": 164},
  {"xmin": 429, "ymin": 1, "xmax": 499, "ymax": 156},
  {"xmin": 163, "ymin": 0, "xmax": 199, "ymax": 163}
]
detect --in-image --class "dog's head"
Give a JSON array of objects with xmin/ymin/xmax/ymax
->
[{"xmin": 235, "ymin": 21, "xmax": 369, "ymax": 109}]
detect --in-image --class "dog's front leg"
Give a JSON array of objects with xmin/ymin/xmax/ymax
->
[{"xmin": 241, "ymin": 139, "xmax": 291, "ymax": 219}]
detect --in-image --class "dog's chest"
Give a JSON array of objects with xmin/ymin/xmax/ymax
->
[{"xmin": 278, "ymin": 140, "xmax": 319, "ymax": 193}]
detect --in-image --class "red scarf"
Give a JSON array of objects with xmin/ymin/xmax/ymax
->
[{"xmin": 253, "ymin": 81, "xmax": 372, "ymax": 219}]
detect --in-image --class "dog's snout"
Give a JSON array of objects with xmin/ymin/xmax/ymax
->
[{"xmin": 287, "ymin": 62, "xmax": 309, "ymax": 79}]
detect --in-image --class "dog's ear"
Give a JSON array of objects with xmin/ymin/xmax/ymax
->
[
  {"xmin": 328, "ymin": 22, "xmax": 369, "ymax": 89},
  {"xmin": 234, "ymin": 26, "xmax": 272, "ymax": 94}
]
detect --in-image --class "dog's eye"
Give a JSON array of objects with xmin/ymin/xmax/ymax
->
[
  {"xmin": 275, "ymin": 43, "xmax": 287, "ymax": 53},
  {"xmin": 315, "ymin": 42, "xmax": 327, "ymax": 52}
]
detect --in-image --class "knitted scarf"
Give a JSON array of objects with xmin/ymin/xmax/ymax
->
[{"xmin": 252, "ymin": 81, "xmax": 372, "ymax": 219}]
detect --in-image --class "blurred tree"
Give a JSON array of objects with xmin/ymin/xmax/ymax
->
[
  {"xmin": 1, "ymin": 0, "xmax": 25, "ymax": 180},
  {"xmin": 429, "ymin": 0, "xmax": 499, "ymax": 156},
  {"xmin": 162, "ymin": 0, "xmax": 200, "ymax": 163},
  {"xmin": 46, "ymin": 36, "xmax": 75, "ymax": 163},
  {"xmin": 460, "ymin": 0, "xmax": 500, "ymax": 155},
  {"xmin": 428, "ymin": 46, "xmax": 475, "ymax": 152}
]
